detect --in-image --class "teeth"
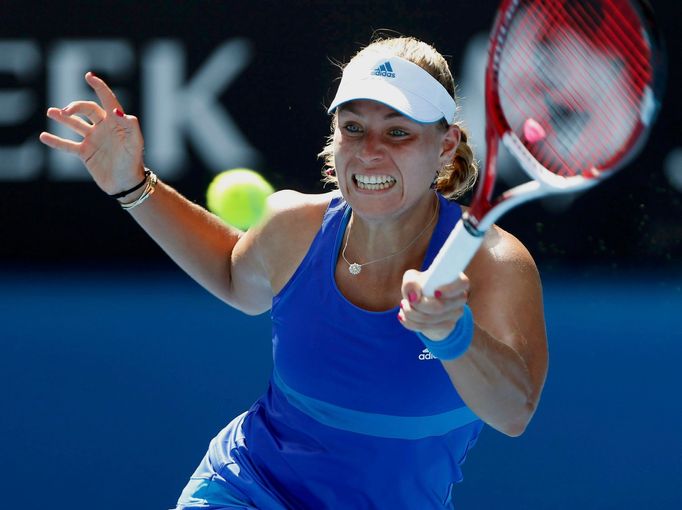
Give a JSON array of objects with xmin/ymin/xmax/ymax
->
[
  {"xmin": 354, "ymin": 174, "xmax": 396, "ymax": 185},
  {"xmin": 355, "ymin": 180, "xmax": 395, "ymax": 190},
  {"xmin": 353, "ymin": 174, "xmax": 396, "ymax": 191}
]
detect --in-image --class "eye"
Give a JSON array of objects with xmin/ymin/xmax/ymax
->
[
  {"xmin": 389, "ymin": 128, "xmax": 409, "ymax": 137},
  {"xmin": 342, "ymin": 123, "xmax": 362, "ymax": 134}
]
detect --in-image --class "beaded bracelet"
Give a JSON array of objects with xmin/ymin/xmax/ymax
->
[
  {"xmin": 120, "ymin": 170, "xmax": 158, "ymax": 211},
  {"xmin": 417, "ymin": 305, "xmax": 474, "ymax": 361},
  {"xmin": 108, "ymin": 169, "xmax": 151, "ymax": 199}
]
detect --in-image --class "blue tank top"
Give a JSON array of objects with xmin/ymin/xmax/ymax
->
[{"xmin": 241, "ymin": 193, "xmax": 483, "ymax": 509}]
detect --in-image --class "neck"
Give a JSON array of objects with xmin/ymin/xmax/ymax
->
[{"xmin": 343, "ymin": 192, "xmax": 439, "ymax": 271}]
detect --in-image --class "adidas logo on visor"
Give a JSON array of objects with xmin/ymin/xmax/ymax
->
[{"xmin": 371, "ymin": 61, "xmax": 396, "ymax": 78}]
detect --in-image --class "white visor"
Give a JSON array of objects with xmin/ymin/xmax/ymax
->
[{"xmin": 327, "ymin": 54, "xmax": 457, "ymax": 124}]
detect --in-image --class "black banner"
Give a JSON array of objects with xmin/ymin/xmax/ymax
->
[{"xmin": 1, "ymin": 0, "xmax": 680, "ymax": 270}]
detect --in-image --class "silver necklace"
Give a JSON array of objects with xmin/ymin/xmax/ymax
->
[{"xmin": 341, "ymin": 195, "xmax": 439, "ymax": 276}]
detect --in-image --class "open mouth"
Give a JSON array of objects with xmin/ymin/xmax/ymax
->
[{"xmin": 353, "ymin": 174, "xmax": 397, "ymax": 191}]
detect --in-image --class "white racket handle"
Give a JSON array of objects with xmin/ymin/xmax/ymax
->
[{"xmin": 420, "ymin": 219, "xmax": 485, "ymax": 297}]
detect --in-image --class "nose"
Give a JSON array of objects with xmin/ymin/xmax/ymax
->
[{"xmin": 356, "ymin": 131, "xmax": 384, "ymax": 165}]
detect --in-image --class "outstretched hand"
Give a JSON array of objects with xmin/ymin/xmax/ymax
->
[
  {"xmin": 39, "ymin": 72, "xmax": 146, "ymax": 195},
  {"xmin": 398, "ymin": 269, "xmax": 470, "ymax": 341}
]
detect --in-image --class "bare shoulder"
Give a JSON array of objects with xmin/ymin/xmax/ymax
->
[
  {"xmin": 457, "ymin": 201, "xmax": 537, "ymax": 282},
  {"xmin": 228, "ymin": 189, "xmax": 335, "ymax": 314},
  {"xmin": 476, "ymin": 224, "xmax": 539, "ymax": 276},
  {"xmin": 259, "ymin": 189, "xmax": 335, "ymax": 244},
  {"xmin": 266, "ymin": 189, "xmax": 336, "ymax": 220},
  {"xmin": 465, "ymin": 221, "xmax": 542, "ymax": 307},
  {"xmin": 465, "ymin": 221, "xmax": 546, "ymax": 356},
  {"xmin": 458, "ymin": 205, "xmax": 537, "ymax": 276},
  {"xmin": 256, "ymin": 189, "xmax": 337, "ymax": 293}
]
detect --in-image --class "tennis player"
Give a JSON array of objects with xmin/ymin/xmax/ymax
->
[{"xmin": 40, "ymin": 36, "xmax": 548, "ymax": 509}]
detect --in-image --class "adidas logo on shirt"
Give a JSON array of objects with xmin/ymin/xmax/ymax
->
[
  {"xmin": 418, "ymin": 348, "xmax": 438, "ymax": 361},
  {"xmin": 371, "ymin": 61, "xmax": 396, "ymax": 78}
]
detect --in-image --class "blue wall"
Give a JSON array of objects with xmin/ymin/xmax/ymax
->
[{"xmin": 1, "ymin": 269, "xmax": 680, "ymax": 509}]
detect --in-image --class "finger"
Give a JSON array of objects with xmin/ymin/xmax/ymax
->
[
  {"xmin": 46, "ymin": 108, "xmax": 92, "ymax": 137},
  {"xmin": 401, "ymin": 269, "xmax": 423, "ymax": 306},
  {"xmin": 111, "ymin": 107, "xmax": 134, "ymax": 128},
  {"xmin": 39, "ymin": 131, "xmax": 81, "ymax": 154},
  {"xmin": 110, "ymin": 108, "xmax": 145, "ymax": 147},
  {"xmin": 61, "ymin": 101, "xmax": 105, "ymax": 125},
  {"xmin": 85, "ymin": 71, "xmax": 122, "ymax": 113},
  {"xmin": 400, "ymin": 296, "xmax": 468, "ymax": 322},
  {"xmin": 399, "ymin": 304, "xmax": 462, "ymax": 330},
  {"xmin": 397, "ymin": 310, "xmax": 459, "ymax": 337},
  {"xmin": 401, "ymin": 297, "xmax": 444, "ymax": 317},
  {"xmin": 433, "ymin": 273, "xmax": 470, "ymax": 300},
  {"xmin": 401, "ymin": 287, "xmax": 467, "ymax": 315}
]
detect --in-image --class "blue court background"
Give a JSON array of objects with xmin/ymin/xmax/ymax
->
[{"xmin": 1, "ymin": 267, "xmax": 680, "ymax": 509}]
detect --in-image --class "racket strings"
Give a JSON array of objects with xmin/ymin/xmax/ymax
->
[
  {"xmin": 523, "ymin": 1, "xmax": 644, "ymax": 170},
  {"xmin": 499, "ymin": 15, "xmax": 623, "ymax": 175},
  {"xmin": 497, "ymin": 0, "xmax": 653, "ymax": 177},
  {"xmin": 508, "ymin": 25, "xmax": 640, "ymax": 173},
  {"xmin": 534, "ymin": 0, "xmax": 652, "ymax": 92},
  {"xmin": 519, "ymin": 27, "xmax": 622, "ymax": 168},
  {"xmin": 549, "ymin": 0, "xmax": 651, "ymax": 93},
  {"xmin": 573, "ymin": 0, "xmax": 652, "ymax": 82},
  {"xmin": 541, "ymin": 0, "xmax": 647, "ymax": 104},
  {"xmin": 499, "ymin": 9, "xmax": 618, "ymax": 174},
  {"xmin": 542, "ymin": 0, "xmax": 652, "ymax": 168},
  {"xmin": 509, "ymin": 2, "xmax": 644, "ymax": 153}
]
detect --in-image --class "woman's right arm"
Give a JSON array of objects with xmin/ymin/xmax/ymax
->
[
  {"xmin": 119, "ymin": 180, "xmax": 274, "ymax": 315},
  {"xmin": 39, "ymin": 72, "xmax": 273, "ymax": 315}
]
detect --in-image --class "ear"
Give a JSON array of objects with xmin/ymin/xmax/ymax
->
[{"xmin": 439, "ymin": 124, "xmax": 461, "ymax": 166}]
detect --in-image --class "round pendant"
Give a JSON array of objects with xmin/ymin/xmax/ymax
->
[{"xmin": 348, "ymin": 263, "xmax": 362, "ymax": 275}]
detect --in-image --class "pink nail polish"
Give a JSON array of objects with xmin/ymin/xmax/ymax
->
[
  {"xmin": 434, "ymin": 290, "xmax": 443, "ymax": 299},
  {"xmin": 408, "ymin": 291, "xmax": 418, "ymax": 303},
  {"xmin": 114, "ymin": 108, "xmax": 124, "ymax": 117},
  {"xmin": 397, "ymin": 313, "xmax": 404, "ymax": 322}
]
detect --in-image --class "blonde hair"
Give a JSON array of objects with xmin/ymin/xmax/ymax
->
[{"xmin": 319, "ymin": 36, "xmax": 478, "ymax": 199}]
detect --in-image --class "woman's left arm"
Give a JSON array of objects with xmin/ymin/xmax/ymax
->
[{"xmin": 400, "ymin": 227, "xmax": 548, "ymax": 437}]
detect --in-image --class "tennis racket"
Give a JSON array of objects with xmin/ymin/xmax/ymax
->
[{"xmin": 421, "ymin": 0, "xmax": 665, "ymax": 296}]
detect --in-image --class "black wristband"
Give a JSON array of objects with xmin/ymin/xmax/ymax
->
[{"xmin": 109, "ymin": 169, "xmax": 150, "ymax": 199}]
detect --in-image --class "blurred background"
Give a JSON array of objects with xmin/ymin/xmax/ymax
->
[{"xmin": 1, "ymin": 0, "xmax": 680, "ymax": 508}]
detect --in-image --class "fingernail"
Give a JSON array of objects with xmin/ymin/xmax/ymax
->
[
  {"xmin": 434, "ymin": 290, "xmax": 443, "ymax": 299},
  {"xmin": 397, "ymin": 313, "xmax": 404, "ymax": 322},
  {"xmin": 90, "ymin": 72, "xmax": 98, "ymax": 79},
  {"xmin": 408, "ymin": 291, "xmax": 418, "ymax": 303},
  {"xmin": 114, "ymin": 108, "xmax": 124, "ymax": 117}
]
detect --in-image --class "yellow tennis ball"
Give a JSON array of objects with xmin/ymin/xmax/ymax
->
[{"xmin": 206, "ymin": 169, "xmax": 275, "ymax": 230}]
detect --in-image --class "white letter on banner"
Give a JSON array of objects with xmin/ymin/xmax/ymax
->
[
  {"xmin": 0, "ymin": 40, "xmax": 42, "ymax": 180},
  {"xmin": 142, "ymin": 39, "xmax": 260, "ymax": 178}
]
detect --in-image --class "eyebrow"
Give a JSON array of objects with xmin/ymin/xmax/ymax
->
[{"xmin": 339, "ymin": 104, "xmax": 406, "ymax": 120}]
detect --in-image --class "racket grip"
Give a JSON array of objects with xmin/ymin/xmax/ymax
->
[{"xmin": 420, "ymin": 219, "xmax": 485, "ymax": 297}]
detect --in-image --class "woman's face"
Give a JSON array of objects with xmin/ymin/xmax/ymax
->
[{"xmin": 333, "ymin": 100, "xmax": 458, "ymax": 221}]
